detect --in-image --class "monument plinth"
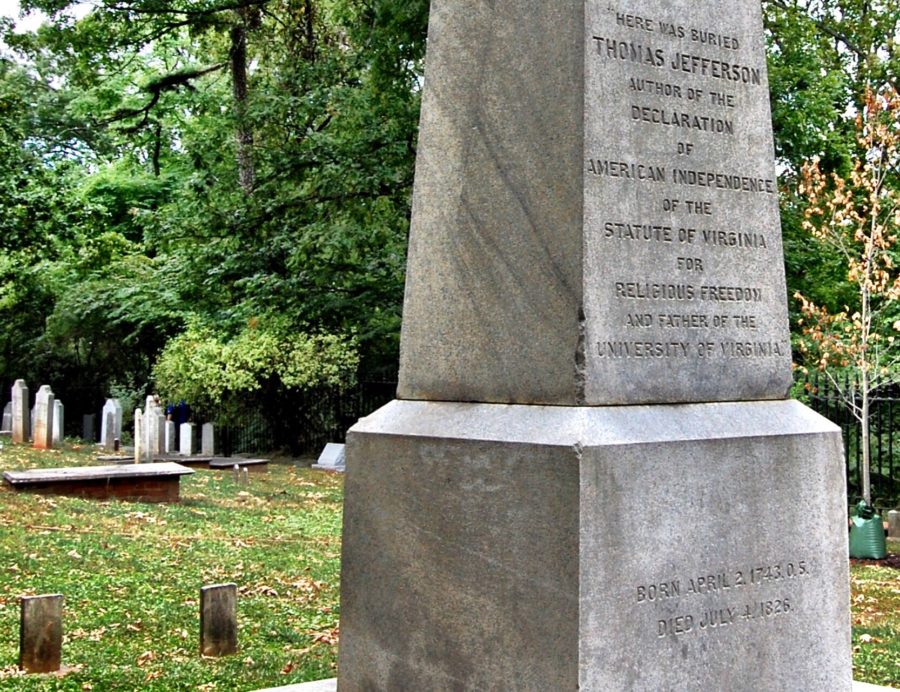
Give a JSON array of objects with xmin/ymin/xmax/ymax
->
[{"xmin": 338, "ymin": 1, "xmax": 851, "ymax": 689}]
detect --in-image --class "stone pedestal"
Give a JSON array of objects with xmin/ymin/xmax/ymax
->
[{"xmin": 338, "ymin": 400, "xmax": 851, "ymax": 690}]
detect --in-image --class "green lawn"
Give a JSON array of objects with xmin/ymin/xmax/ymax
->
[
  {"xmin": 0, "ymin": 442, "xmax": 341, "ymax": 690},
  {"xmin": 0, "ymin": 442, "xmax": 897, "ymax": 689},
  {"xmin": 851, "ymin": 540, "xmax": 900, "ymax": 687}
]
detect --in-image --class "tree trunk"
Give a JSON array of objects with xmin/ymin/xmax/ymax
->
[{"xmin": 231, "ymin": 10, "xmax": 256, "ymax": 193}]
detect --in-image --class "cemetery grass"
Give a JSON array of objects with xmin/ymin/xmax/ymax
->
[
  {"xmin": 851, "ymin": 537, "xmax": 900, "ymax": 687},
  {"xmin": 0, "ymin": 445, "xmax": 897, "ymax": 689},
  {"xmin": 0, "ymin": 442, "xmax": 342, "ymax": 691}
]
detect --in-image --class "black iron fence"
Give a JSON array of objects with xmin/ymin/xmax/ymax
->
[
  {"xmin": 204, "ymin": 377, "xmax": 399, "ymax": 458},
  {"xmin": 802, "ymin": 374, "xmax": 900, "ymax": 507}
]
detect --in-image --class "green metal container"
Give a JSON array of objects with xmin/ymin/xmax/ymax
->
[{"xmin": 849, "ymin": 501, "xmax": 887, "ymax": 560}]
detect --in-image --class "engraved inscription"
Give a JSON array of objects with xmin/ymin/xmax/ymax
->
[
  {"xmin": 584, "ymin": 2, "xmax": 789, "ymax": 380},
  {"xmin": 633, "ymin": 559, "xmax": 811, "ymax": 638}
]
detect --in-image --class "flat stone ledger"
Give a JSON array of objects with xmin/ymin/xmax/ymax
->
[
  {"xmin": 338, "ymin": 400, "xmax": 851, "ymax": 690},
  {"xmin": 397, "ymin": 0, "xmax": 791, "ymax": 405}
]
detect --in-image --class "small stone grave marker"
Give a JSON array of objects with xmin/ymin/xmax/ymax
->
[
  {"xmin": 19, "ymin": 594, "xmax": 62, "ymax": 673},
  {"xmin": 1, "ymin": 402, "xmax": 12, "ymax": 433},
  {"xmin": 82, "ymin": 413, "xmax": 95, "ymax": 442},
  {"xmin": 200, "ymin": 583, "xmax": 238, "ymax": 657},
  {"xmin": 312, "ymin": 443, "xmax": 345, "ymax": 472},
  {"xmin": 889, "ymin": 510, "xmax": 899, "ymax": 538}
]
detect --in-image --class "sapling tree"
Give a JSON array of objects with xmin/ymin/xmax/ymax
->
[{"xmin": 795, "ymin": 86, "xmax": 900, "ymax": 506}]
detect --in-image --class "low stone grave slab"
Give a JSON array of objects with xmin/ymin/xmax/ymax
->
[
  {"xmin": 96, "ymin": 455, "xmax": 134, "ymax": 464},
  {"xmin": 3, "ymin": 462, "xmax": 194, "ymax": 502},
  {"xmin": 311, "ymin": 443, "xmax": 345, "ymax": 472},
  {"xmin": 154, "ymin": 454, "xmax": 213, "ymax": 468},
  {"xmin": 208, "ymin": 458, "xmax": 268, "ymax": 473}
]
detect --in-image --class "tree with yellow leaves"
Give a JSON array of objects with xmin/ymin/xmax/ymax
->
[{"xmin": 795, "ymin": 86, "xmax": 900, "ymax": 506}]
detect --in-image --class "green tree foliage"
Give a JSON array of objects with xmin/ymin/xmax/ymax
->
[
  {"xmin": 153, "ymin": 321, "xmax": 358, "ymax": 411},
  {"xmin": 0, "ymin": 0, "xmax": 428, "ymax": 417},
  {"xmin": 764, "ymin": 0, "xmax": 900, "ymax": 321}
]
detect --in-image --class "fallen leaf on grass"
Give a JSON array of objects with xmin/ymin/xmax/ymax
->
[
  {"xmin": 309, "ymin": 627, "xmax": 339, "ymax": 645},
  {"xmin": 136, "ymin": 650, "xmax": 155, "ymax": 666}
]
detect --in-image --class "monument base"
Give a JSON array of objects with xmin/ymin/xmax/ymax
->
[{"xmin": 338, "ymin": 399, "xmax": 852, "ymax": 691}]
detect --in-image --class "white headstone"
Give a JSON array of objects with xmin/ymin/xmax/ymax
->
[
  {"xmin": 10, "ymin": 380, "xmax": 28, "ymax": 444},
  {"xmin": 32, "ymin": 386, "xmax": 54, "ymax": 450},
  {"xmin": 312, "ymin": 443, "xmax": 346, "ymax": 472},
  {"xmin": 201, "ymin": 423, "xmax": 215, "ymax": 456},
  {"xmin": 100, "ymin": 399, "xmax": 122, "ymax": 449},
  {"xmin": 51, "ymin": 401, "xmax": 64, "ymax": 446},
  {"xmin": 133, "ymin": 408, "xmax": 143, "ymax": 464},
  {"xmin": 179, "ymin": 422, "xmax": 195, "ymax": 456}
]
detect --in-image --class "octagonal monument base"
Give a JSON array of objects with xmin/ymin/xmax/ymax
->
[{"xmin": 337, "ymin": 399, "xmax": 851, "ymax": 691}]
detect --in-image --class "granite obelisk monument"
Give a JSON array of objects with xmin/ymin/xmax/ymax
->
[{"xmin": 338, "ymin": 1, "xmax": 851, "ymax": 689}]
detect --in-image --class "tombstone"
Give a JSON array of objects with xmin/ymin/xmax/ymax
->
[
  {"xmin": 133, "ymin": 408, "xmax": 143, "ymax": 464},
  {"xmin": 10, "ymin": 381, "xmax": 28, "ymax": 444},
  {"xmin": 200, "ymin": 583, "xmax": 238, "ymax": 657},
  {"xmin": 889, "ymin": 510, "xmax": 900, "ymax": 538},
  {"xmin": 144, "ymin": 396, "xmax": 164, "ymax": 462},
  {"xmin": 82, "ymin": 413, "xmax": 96, "ymax": 442},
  {"xmin": 1, "ymin": 402, "xmax": 12, "ymax": 433},
  {"xmin": 336, "ymin": 3, "xmax": 851, "ymax": 690},
  {"xmin": 179, "ymin": 422, "xmax": 195, "ymax": 456},
  {"xmin": 29, "ymin": 407, "xmax": 35, "ymax": 442},
  {"xmin": 101, "ymin": 412, "xmax": 115, "ymax": 452},
  {"xmin": 100, "ymin": 399, "xmax": 123, "ymax": 451},
  {"xmin": 51, "ymin": 401, "xmax": 64, "ymax": 446},
  {"xmin": 164, "ymin": 420, "xmax": 176, "ymax": 454},
  {"xmin": 19, "ymin": 594, "xmax": 63, "ymax": 673},
  {"xmin": 311, "ymin": 443, "xmax": 345, "ymax": 472},
  {"xmin": 32, "ymin": 386, "xmax": 54, "ymax": 450},
  {"xmin": 201, "ymin": 423, "xmax": 215, "ymax": 456}
]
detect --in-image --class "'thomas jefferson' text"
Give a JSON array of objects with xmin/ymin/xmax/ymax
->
[{"xmin": 591, "ymin": 35, "xmax": 763, "ymax": 85}]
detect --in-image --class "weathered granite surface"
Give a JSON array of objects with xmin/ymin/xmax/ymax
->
[
  {"xmin": 260, "ymin": 679, "xmax": 892, "ymax": 692},
  {"xmin": 338, "ymin": 400, "xmax": 851, "ymax": 691},
  {"xmin": 397, "ymin": 0, "xmax": 791, "ymax": 405}
]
